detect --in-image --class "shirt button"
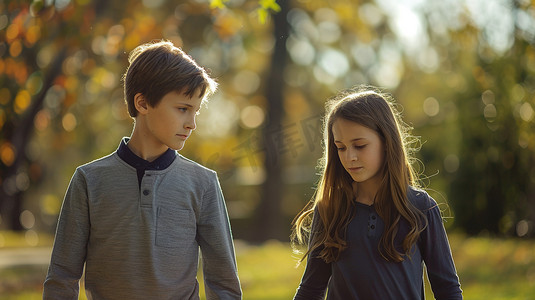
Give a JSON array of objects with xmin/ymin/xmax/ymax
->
[
  {"xmin": 370, "ymin": 225, "xmax": 375, "ymax": 229},
  {"xmin": 143, "ymin": 190, "xmax": 150, "ymax": 196},
  {"xmin": 371, "ymin": 215, "xmax": 376, "ymax": 220}
]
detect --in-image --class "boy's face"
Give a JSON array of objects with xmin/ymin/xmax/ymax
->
[{"xmin": 143, "ymin": 90, "xmax": 202, "ymax": 151}]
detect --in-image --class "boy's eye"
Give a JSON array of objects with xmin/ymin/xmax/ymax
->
[
  {"xmin": 355, "ymin": 145, "xmax": 367, "ymax": 149},
  {"xmin": 178, "ymin": 107, "xmax": 188, "ymax": 112},
  {"xmin": 336, "ymin": 147, "xmax": 345, "ymax": 151}
]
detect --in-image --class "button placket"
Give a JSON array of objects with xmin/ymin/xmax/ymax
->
[
  {"xmin": 140, "ymin": 173, "xmax": 155, "ymax": 208},
  {"xmin": 368, "ymin": 212, "xmax": 377, "ymax": 237}
]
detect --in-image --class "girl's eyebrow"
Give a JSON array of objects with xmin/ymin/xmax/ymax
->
[{"xmin": 334, "ymin": 138, "xmax": 365, "ymax": 143}]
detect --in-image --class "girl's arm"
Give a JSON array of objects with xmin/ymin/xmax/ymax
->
[
  {"xmin": 294, "ymin": 211, "xmax": 332, "ymax": 300},
  {"xmin": 421, "ymin": 196, "xmax": 463, "ymax": 300}
]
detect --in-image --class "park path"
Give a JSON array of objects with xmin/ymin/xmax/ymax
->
[{"xmin": 0, "ymin": 247, "xmax": 52, "ymax": 269}]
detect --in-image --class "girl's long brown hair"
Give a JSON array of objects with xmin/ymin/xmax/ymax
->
[{"xmin": 292, "ymin": 86, "xmax": 427, "ymax": 263}]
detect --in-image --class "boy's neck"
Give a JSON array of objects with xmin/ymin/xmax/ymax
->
[{"xmin": 127, "ymin": 123, "xmax": 169, "ymax": 162}]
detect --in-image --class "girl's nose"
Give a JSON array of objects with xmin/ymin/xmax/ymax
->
[{"xmin": 348, "ymin": 149, "xmax": 358, "ymax": 161}]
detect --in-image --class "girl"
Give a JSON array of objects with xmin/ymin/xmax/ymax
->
[{"xmin": 292, "ymin": 86, "xmax": 462, "ymax": 299}]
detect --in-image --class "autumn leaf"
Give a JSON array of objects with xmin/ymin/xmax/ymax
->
[
  {"xmin": 210, "ymin": 0, "xmax": 228, "ymax": 9},
  {"xmin": 259, "ymin": 0, "xmax": 280, "ymax": 12}
]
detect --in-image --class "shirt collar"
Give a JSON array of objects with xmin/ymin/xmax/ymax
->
[{"xmin": 117, "ymin": 137, "xmax": 177, "ymax": 171}]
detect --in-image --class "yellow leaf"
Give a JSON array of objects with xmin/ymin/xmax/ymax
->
[
  {"xmin": 259, "ymin": 0, "xmax": 281, "ymax": 12},
  {"xmin": 210, "ymin": 0, "xmax": 227, "ymax": 9},
  {"xmin": 257, "ymin": 8, "xmax": 268, "ymax": 24}
]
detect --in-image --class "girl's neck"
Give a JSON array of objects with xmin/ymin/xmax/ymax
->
[{"xmin": 353, "ymin": 179, "xmax": 380, "ymax": 206}]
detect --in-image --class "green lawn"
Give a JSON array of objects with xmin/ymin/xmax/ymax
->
[{"xmin": 1, "ymin": 232, "xmax": 534, "ymax": 299}]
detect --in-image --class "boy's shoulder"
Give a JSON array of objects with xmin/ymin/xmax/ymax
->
[
  {"xmin": 77, "ymin": 152, "xmax": 121, "ymax": 171},
  {"xmin": 174, "ymin": 154, "xmax": 217, "ymax": 179},
  {"xmin": 74, "ymin": 152, "xmax": 127, "ymax": 181}
]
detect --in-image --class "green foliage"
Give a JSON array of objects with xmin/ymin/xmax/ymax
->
[
  {"xmin": 1, "ymin": 0, "xmax": 534, "ymax": 239},
  {"xmin": 415, "ymin": 7, "xmax": 535, "ymax": 236},
  {"xmin": 210, "ymin": 0, "xmax": 280, "ymax": 23}
]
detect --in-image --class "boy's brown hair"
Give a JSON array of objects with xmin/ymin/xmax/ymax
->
[{"xmin": 123, "ymin": 40, "xmax": 217, "ymax": 117}]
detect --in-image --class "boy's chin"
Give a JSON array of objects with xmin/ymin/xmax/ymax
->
[
  {"xmin": 166, "ymin": 141, "xmax": 185, "ymax": 152},
  {"xmin": 171, "ymin": 145, "xmax": 185, "ymax": 151}
]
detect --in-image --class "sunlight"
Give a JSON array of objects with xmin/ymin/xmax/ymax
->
[
  {"xmin": 465, "ymin": 0, "xmax": 515, "ymax": 53},
  {"xmin": 376, "ymin": 0, "xmax": 427, "ymax": 54}
]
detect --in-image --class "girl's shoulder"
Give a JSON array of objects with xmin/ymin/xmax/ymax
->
[{"xmin": 407, "ymin": 186, "xmax": 437, "ymax": 212}]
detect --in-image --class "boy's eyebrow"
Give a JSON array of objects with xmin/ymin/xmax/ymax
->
[{"xmin": 177, "ymin": 103, "xmax": 201, "ymax": 109}]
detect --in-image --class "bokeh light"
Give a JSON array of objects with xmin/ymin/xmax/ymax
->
[
  {"xmin": 423, "ymin": 97, "xmax": 440, "ymax": 117},
  {"xmin": 0, "ymin": 141, "xmax": 16, "ymax": 166},
  {"xmin": 62, "ymin": 112, "xmax": 77, "ymax": 132},
  {"xmin": 233, "ymin": 70, "xmax": 260, "ymax": 95},
  {"xmin": 20, "ymin": 210, "xmax": 35, "ymax": 230},
  {"xmin": 240, "ymin": 105, "xmax": 264, "ymax": 129}
]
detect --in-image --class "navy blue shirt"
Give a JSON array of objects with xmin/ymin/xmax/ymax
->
[
  {"xmin": 116, "ymin": 137, "xmax": 177, "ymax": 187},
  {"xmin": 294, "ymin": 187, "xmax": 462, "ymax": 300}
]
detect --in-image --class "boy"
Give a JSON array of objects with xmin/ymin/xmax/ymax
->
[{"xmin": 43, "ymin": 40, "xmax": 242, "ymax": 299}]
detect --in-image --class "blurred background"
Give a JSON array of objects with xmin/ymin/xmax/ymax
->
[{"xmin": 0, "ymin": 0, "xmax": 534, "ymax": 299}]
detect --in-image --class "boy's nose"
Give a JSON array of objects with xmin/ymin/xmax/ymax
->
[{"xmin": 185, "ymin": 116, "xmax": 196, "ymax": 130}]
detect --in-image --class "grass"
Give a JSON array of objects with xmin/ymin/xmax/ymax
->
[
  {"xmin": 199, "ymin": 240, "xmax": 306, "ymax": 300},
  {"xmin": 446, "ymin": 234, "xmax": 535, "ymax": 300},
  {"xmin": 1, "ymin": 232, "xmax": 534, "ymax": 299}
]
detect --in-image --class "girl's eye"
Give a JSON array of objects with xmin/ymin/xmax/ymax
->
[
  {"xmin": 336, "ymin": 147, "xmax": 345, "ymax": 151},
  {"xmin": 178, "ymin": 107, "xmax": 188, "ymax": 112},
  {"xmin": 355, "ymin": 145, "xmax": 366, "ymax": 149}
]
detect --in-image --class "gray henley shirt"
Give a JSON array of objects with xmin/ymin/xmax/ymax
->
[{"xmin": 43, "ymin": 141, "xmax": 242, "ymax": 299}]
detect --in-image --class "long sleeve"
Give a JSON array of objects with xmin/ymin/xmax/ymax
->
[
  {"xmin": 43, "ymin": 168, "xmax": 90, "ymax": 299},
  {"xmin": 294, "ymin": 211, "xmax": 332, "ymax": 300},
  {"xmin": 196, "ymin": 172, "xmax": 242, "ymax": 300},
  {"xmin": 421, "ymin": 199, "xmax": 463, "ymax": 300}
]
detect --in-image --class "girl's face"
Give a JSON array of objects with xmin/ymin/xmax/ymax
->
[{"xmin": 332, "ymin": 118, "xmax": 385, "ymax": 186}]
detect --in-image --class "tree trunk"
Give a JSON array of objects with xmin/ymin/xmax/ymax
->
[
  {"xmin": 0, "ymin": 47, "xmax": 67, "ymax": 230},
  {"xmin": 0, "ymin": 0, "xmax": 109, "ymax": 230},
  {"xmin": 251, "ymin": 0, "xmax": 291, "ymax": 242}
]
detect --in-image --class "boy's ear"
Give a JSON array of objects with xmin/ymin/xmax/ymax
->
[{"xmin": 134, "ymin": 93, "xmax": 149, "ymax": 115}]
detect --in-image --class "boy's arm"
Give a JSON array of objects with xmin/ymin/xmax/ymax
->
[
  {"xmin": 43, "ymin": 168, "xmax": 90, "ymax": 300},
  {"xmin": 196, "ymin": 172, "xmax": 242, "ymax": 300}
]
